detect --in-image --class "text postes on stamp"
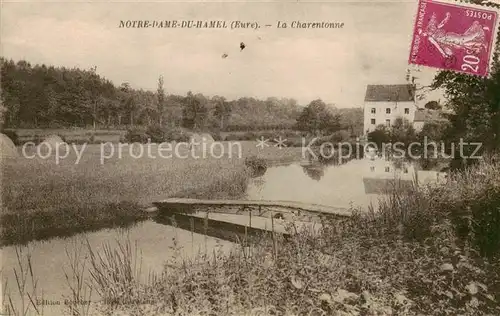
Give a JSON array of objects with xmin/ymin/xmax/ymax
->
[{"xmin": 409, "ymin": 0, "xmax": 499, "ymax": 77}]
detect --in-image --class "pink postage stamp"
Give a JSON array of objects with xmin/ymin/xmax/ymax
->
[{"xmin": 409, "ymin": 0, "xmax": 499, "ymax": 77}]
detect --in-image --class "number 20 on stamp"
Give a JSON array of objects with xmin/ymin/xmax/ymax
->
[{"xmin": 409, "ymin": 0, "xmax": 499, "ymax": 77}]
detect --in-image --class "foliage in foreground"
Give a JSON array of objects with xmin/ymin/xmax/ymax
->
[
  {"xmin": 86, "ymin": 157, "xmax": 500, "ymax": 316},
  {"xmin": 3, "ymin": 155, "xmax": 499, "ymax": 315}
]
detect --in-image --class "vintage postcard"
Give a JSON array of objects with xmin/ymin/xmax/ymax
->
[{"xmin": 1, "ymin": 0, "xmax": 500, "ymax": 316}]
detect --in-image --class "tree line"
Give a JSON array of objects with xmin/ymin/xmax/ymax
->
[
  {"xmin": 0, "ymin": 58, "xmax": 302, "ymax": 131},
  {"xmin": 0, "ymin": 57, "xmax": 365, "ymax": 136}
]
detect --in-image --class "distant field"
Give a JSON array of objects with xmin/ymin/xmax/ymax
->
[
  {"xmin": 16, "ymin": 141, "xmax": 304, "ymax": 167},
  {"xmin": 10, "ymin": 128, "xmax": 127, "ymax": 137},
  {"xmin": 219, "ymin": 129, "xmax": 301, "ymax": 137},
  {"xmin": 5, "ymin": 128, "xmax": 308, "ymax": 144},
  {"xmin": 2, "ymin": 141, "xmax": 303, "ymax": 245},
  {"xmin": 7, "ymin": 128, "xmax": 126, "ymax": 144}
]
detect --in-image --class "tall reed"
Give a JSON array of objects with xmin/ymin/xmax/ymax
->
[
  {"xmin": 62, "ymin": 238, "xmax": 93, "ymax": 316},
  {"xmin": 3, "ymin": 246, "xmax": 43, "ymax": 316}
]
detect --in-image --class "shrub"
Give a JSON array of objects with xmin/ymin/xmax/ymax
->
[
  {"xmin": 165, "ymin": 128, "xmax": 190, "ymax": 142},
  {"xmin": 223, "ymin": 132, "xmax": 257, "ymax": 141},
  {"xmin": 389, "ymin": 118, "xmax": 417, "ymax": 145},
  {"xmin": 257, "ymin": 131, "xmax": 275, "ymax": 140},
  {"xmin": 57, "ymin": 134, "xmax": 67, "ymax": 143},
  {"xmin": 244, "ymin": 155, "xmax": 267, "ymax": 176},
  {"xmin": 242, "ymin": 132, "xmax": 257, "ymax": 141},
  {"xmin": 366, "ymin": 156, "xmax": 500, "ymax": 259},
  {"xmin": 440, "ymin": 159, "xmax": 500, "ymax": 259},
  {"xmin": 146, "ymin": 124, "xmax": 168, "ymax": 143},
  {"xmin": 368, "ymin": 127, "xmax": 390, "ymax": 147},
  {"xmin": 223, "ymin": 133, "xmax": 239, "ymax": 141},
  {"xmin": 123, "ymin": 127, "xmax": 149, "ymax": 143},
  {"xmin": 66, "ymin": 139, "xmax": 90, "ymax": 145},
  {"xmin": 209, "ymin": 131, "xmax": 223, "ymax": 141},
  {"xmin": 328, "ymin": 130, "xmax": 351, "ymax": 143},
  {"xmin": 33, "ymin": 134, "xmax": 44, "ymax": 145},
  {"xmin": 418, "ymin": 120, "xmax": 451, "ymax": 142},
  {"xmin": 1, "ymin": 130, "xmax": 19, "ymax": 145},
  {"xmin": 469, "ymin": 186, "xmax": 500, "ymax": 258}
]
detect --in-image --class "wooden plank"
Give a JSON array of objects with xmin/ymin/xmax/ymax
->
[
  {"xmin": 153, "ymin": 198, "xmax": 351, "ymax": 217},
  {"xmin": 154, "ymin": 212, "xmax": 290, "ymax": 244},
  {"xmin": 188, "ymin": 212, "xmax": 322, "ymax": 235}
]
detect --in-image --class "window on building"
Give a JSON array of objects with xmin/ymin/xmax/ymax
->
[
  {"xmin": 385, "ymin": 166, "xmax": 390, "ymax": 172},
  {"xmin": 386, "ymin": 108, "xmax": 391, "ymax": 114},
  {"xmin": 403, "ymin": 167, "xmax": 408, "ymax": 174},
  {"xmin": 370, "ymin": 166, "xmax": 375, "ymax": 172},
  {"xmin": 386, "ymin": 119, "xmax": 390, "ymax": 127},
  {"xmin": 404, "ymin": 108, "xmax": 410, "ymax": 114},
  {"xmin": 371, "ymin": 108, "xmax": 376, "ymax": 114},
  {"xmin": 371, "ymin": 119, "xmax": 376, "ymax": 125}
]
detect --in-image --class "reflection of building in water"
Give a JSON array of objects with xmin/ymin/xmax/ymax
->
[{"xmin": 363, "ymin": 159, "xmax": 445, "ymax": 194}]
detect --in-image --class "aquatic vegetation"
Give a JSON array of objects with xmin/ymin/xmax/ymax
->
[{"xmin": 244, "ymin": 155, "xmax": 267, "ymax": 176}]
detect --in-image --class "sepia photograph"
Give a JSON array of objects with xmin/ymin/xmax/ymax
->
[{"xmin": 1, "ymin": 0, "xmax": 500, "ymax": 315}]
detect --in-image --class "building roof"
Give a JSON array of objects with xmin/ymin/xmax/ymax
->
[
  {"xmin": 363, "ymin": 178, "xmax": 414, "ymax": 194},
  {"xmin": 364, "ymin": 84, "xmax": 416, "ymax": 102},
  {"xmin": 414, "ymin": 109, "xmax": 447, "ymax": 122}
]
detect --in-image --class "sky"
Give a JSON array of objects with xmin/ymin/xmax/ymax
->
[{"xmin": 0, "ymin": 0, "xmax": 444, "ymax": 107}]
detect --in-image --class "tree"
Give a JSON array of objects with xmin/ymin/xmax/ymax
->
[
  {"xmin": 43, "ymin": 86, "xmax": 59, "ymax": 123},
  {"xmin": 0, "ymin": 87, "xmax": 6, "ymax": 129},
  {"xmin": 389, "ymin": 117, "xmax": 417, "ymax": 145},
  {"xmin": 157, "ymin": 75, "xmax": 166, "ymax": 125},
  {"xmin": 431, "ymin": 70, "xmax": 499, "ymax": 150},
  {"xmin": 213, "ymin": 96, "xmax": 231, "ymax": 130},
  {"xmin": 418, "ymin": 120, "xmax": 451, "ymax": 142},
  {"xmin": 137, "ymin": 90, "xmax": 158, "ymax": 126},
  {"xmin": 0, "ymin": 57, "xmax": 302, "ymax": 130},
  {"xmin": 119, "ymin": 82, "xmax": 137, "ymax": 126},
  {"xmin": 335, "ymin": 108, "xmax": 363, "ymax": 136},
  {"xmin": 368, "ymin": 119, "xmax": 417, "ymax": 149},
  {"xmin": 296, "ymin": 99, "xmax": 341, "ymax": 135},
  {"xmin": 89, "ymin": 66, "xmax": 100, "ymax": 129},
  {"xmin": 182, "ymin": 91, "xmax": 208, "ymax": 130},
  {"xmin": 368, "ymin": 125, "xmax": 390, "ymax": 147},
  {"xmin": 1, "ymin": 89, "xmax": 20, "ymax": 128},
  {"xmin": 424, "ymin": 100, "xmax": 442, "ymax": 110}
]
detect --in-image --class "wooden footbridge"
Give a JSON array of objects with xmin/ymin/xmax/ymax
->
[{"xmin": 152, "ymin": 198, "xmax": 352, "ymax": 243}]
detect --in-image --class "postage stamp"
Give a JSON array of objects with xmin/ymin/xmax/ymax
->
[{"xmin": 409, "ymin": 0, "xmax": 500, "ymax": 76}]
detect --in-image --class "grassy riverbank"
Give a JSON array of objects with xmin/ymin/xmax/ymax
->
[
  {"xmin": 1, "ymin": 142, "xmax": 302, "ymax": 246},
  {"xmin": 81, "ymin": 156, "xmax": 499, "ymax": 316}
]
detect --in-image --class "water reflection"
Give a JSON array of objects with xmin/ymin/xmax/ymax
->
[
  {"xmin": 363, "ymin": 158, "xmax": 415, "ymax": 194},
  {"xmin": 250, "ymin": 167, "xmax": 267, "ymax": 178},
  {"xmin": 301, "ymin": 164, "xmax": 326, "ymax": 181},
  {"xmin": 154, "ymin": 212, "xmax": 280, "ymax": 243},
  {"xmin": 246, "ymin": 157, "xmax": 446, "ymax": 210},
  {"xmin": 1, "ymin": 221, "xmax": 233, "ymax": 316}
]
